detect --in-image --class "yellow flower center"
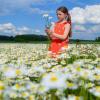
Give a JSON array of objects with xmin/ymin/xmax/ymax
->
[
  {"xmin": 75, "ymin": 96, "xmax": 80, "ymax": 100},
  {"xmin": 50, "ymin": 75, "xmax": 58, "ymax": 82},
  {"xmin": 94, "ymin": 75, "xmax": 100, "ymax": 80},
  {"xmin": 67, "ymin": 82, "xmax": 74, "ymax": 87},
  {"xmin": 76, "ymin": 67, "xmax": 81, "ymax": 71},
  {"xmin": 15, "ymin": 84, "xmax": 21, "ymax": 89},
  {"xmin": 16, "ymin": 69, "xmax": 21, "ymax": 75},
  {"xmin": 29, "ymin": 95, "xmax": 35, "ymax": 100},
  {"xmin": 95, "ymin": 86, "xmax": 100, "ymax": 92},
  {"xmin": 22, "ymin": 92, "xmax": 28, "ymax": 97},
  {"xmin": 0, "ymin": 81, "xmax": 5, "ymax": 90}
]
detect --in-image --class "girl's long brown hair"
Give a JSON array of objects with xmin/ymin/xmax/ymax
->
[{"xmin": 57, "ymin": 6, "xmax": 72, "ymax": 37}]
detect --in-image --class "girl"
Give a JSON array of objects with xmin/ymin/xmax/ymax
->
[{"xmin": 45, "ymin": 6, "xmax": 72, "ymax": 58}]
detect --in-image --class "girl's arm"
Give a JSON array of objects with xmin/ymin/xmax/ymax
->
[
  {"xmin": 45, "ymin": 23, "xmax": 57, "ymax": 40},
  {"xmin": 46, "ymin": 31, "xmax": 52, "ymax": 40},
  {"xmin": 51, "ymin": 23, "xmax": 71, "ymax": 40},
  {"xmin": 49, "ymin": 23, "xmax": 58, "ymax": 40}
]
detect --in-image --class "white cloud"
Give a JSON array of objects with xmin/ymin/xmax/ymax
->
[
  {"xmin": 85, "ymin": 5, "xmax": 100, "ymax": 24},
  {"xmin": 0, "ymin": 22, "xmax": 99, "ymax": 40},
  {"xmin": 0, "ymin": 0, "xmax": 32, "ymax": 15},
  {"xmin": 72, "ymin": 32, "xmax": 96, "ymax": 40},
  {"xmin": 89, "ymin": 24, "xmax": 100, "ymax": 33},
  {"xmin": 0, "ymin": 0, "xmax": 54, "ymax": 15},
  {"xmin": 30, "ymin": 8, "xmax": 53, "ymax": 15},
  {"xmin": 0, "ymin": 23, "xmax": 41, "ymax": 36},
  {"xmin": 70, "ymin": 4, "xmax": 100, "ymax": 40},
  {"xmin": 17, "ymin": 26, "xmax": 31, "ymax": 35},
  {"xmin": 73, "ymin": 24, "xmax": 86, "ymax": 32},
  {"xmin": 0, "ymin": 0, "xmax": 46, "ymax": 15},
  {"xmin": 0, "ymin": 23, "xmax": 15, "ymax": 31},
  {"xmin": 72, "ymin": 25, "xmax": 98, "ymax": 40},
  {"xmin": 73, "ymin": 24, "xmax": 100, "ymax": 33},
  {"xmin": 72, "ymin": 24, "xmax": 100, "ymax": 40},
  {"xmin": 0, "ymin": 23, "xmax": 17, "ymax": 36},
  {"xmin": 70, "ymin": 4, "xmax": 100, "ymax": 24},
  {"xmin": 70, "ymin": 7, "xmax": 85, "ymax": 24},
  {"xmin": 35, "ymin": 29, "xmax": 40, "ymax": 33}
]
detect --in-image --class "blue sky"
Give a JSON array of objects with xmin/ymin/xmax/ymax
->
[{"xmin": 0, "ymin": 0, "xmax": 100, "ymax": 40}]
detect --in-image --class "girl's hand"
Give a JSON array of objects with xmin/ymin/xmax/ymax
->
[
  {"xmin": 45, "ymin": 29, "xmax": 58, "ymax": 40},
  {"xmin": 45, "ymin": 28, "xmax": 58, "ymax": 40},
  {"xmin": 45, "ymin": 28, "xmax": 52, "ymax": 34},
  {"xmin": 50, "ymin": 34, "xmax": 58, "ymax": 40}
]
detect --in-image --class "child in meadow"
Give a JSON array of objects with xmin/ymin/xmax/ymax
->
[{"xmin": 45, "ymin": 6, "xmax": 72, "ymax": 58}]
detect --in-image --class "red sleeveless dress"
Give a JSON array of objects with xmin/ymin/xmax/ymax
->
[{"xmin": 48, "ymin": 21, "xmax": 71, "ymax": 58}]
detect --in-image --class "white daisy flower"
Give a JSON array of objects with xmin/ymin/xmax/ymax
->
[{"xmin": 41, "ymin": 72, "xmax": 67, "ymax": 90}]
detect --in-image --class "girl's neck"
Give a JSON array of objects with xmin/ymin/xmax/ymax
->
[{"xmin": 58, "ymin": 19, "xmax": 67, "ymax": 24}]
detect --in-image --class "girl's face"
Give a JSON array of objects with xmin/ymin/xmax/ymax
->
[{"xmin": 56, "ymin": 10, "xmax": 67, "ymax": 21}]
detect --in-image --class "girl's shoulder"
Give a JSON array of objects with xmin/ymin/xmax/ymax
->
[
  {"xmin": 63, "ymin": 21, "xmax": 71, "ymax": 29},
  {"xmin": 55, "ymin": 21, "xmax": 71, "ymax": 25},
  {"xmin": 66, "ymin": 21, "xmax": 71, "ymax": 24},
  {"xmin": 63, "ymin": 21, "xmax": 71, "ymax": 25}
]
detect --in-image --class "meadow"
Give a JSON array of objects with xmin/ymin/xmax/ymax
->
[{"xmin": 0, "ymin": 43, "xmax": 100, "ymax": 100}]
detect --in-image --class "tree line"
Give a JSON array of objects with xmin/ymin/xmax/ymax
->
[{"xmin": 0, "ymin": 34, "xmax": 100, "ymax": 43}]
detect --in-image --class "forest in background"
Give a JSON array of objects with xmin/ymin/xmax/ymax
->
[{"xmin": 0, "ymin": 34, "xmax": 100, "ymax": 43}]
